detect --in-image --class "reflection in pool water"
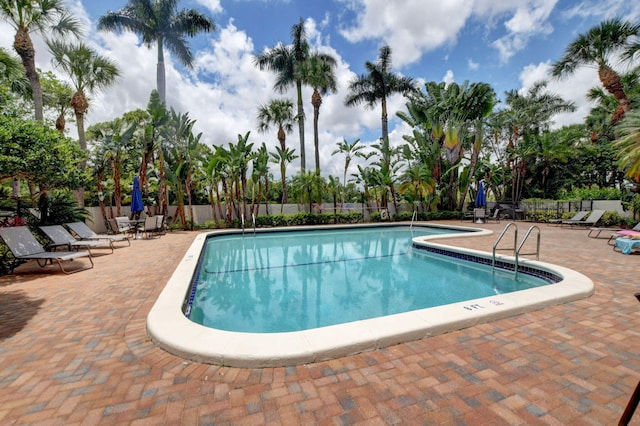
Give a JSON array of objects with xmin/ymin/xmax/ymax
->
[{"xmin": 187, "ymin": 226, "xmax": 552, "ymax": 333}]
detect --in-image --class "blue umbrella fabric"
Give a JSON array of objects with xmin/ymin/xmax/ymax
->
[
  {"xmin": 475, "ymin": 181, "xmax": 486, "ymax": 207},
  {"xmin": 131, "ymin": 176, "xmax": 144, "ymax": 215}
]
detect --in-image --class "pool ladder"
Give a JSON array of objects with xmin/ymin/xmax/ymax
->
[
  {"xmin": 492, "ymin": 223, "xmax": 540, "ymax": 278},
  {"xmin": 241, "ymin": 213, "xmax": 257, "ymax": 236}
]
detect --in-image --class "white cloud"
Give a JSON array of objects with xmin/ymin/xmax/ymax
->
[
  {"xmin": 339, "ymin": 0, "xmax": 474, "ymax": 67},
  {"xmin": 467, "ymin": 59, "xmax": 479, "ymax": 70},
  {"xmin": 443, "ymin": 70, "xmax": 455, "ymax": 85},
  {"xmin": 490, "ymin": 0, "xmax": 557, "ymax": 63},
  {"xmin": 518, "ymin": 61, "xmax": 599, "ymax": 128},
  {"xmin": 193, "ymin": 0, "xmax": 223, "ymax": 14},
  {"xmin": 339, "ymin": 0, "xmax": 561, "ymax": 67}
]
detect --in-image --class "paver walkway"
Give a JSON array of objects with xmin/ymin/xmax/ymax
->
[{"xmin": 0, "ymin": 221, "xmax": 639, "ymax": 425}]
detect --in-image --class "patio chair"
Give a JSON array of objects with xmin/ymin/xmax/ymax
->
[
  {"xmin": 140, "ymin": 216, "xmax": 160, "ymax": 239},
  {"xmin": 0, "ymin": 226, "xmax": 93, "ymax": 274},
  {"xmin": 155, "ymin": 215, "xmax": 165, "ymax": 236},
  {"xmin": 485, "ymin": 208, "xmax": 501, "ymax": 223},
  {"xmin": 589, "ymin": 222, "xmax": 640, "ymax": 239},
  {"xmin": 548, "ymin": 210, "xmax": 588, "ymax": 226},
  {"xmin": 65, "ymin": 221, "xmax": 131, "ymax": 247},
  {"xmin": 473, "ymin": 208, "xmax": 486, "ymax": 223},
  {"xmin": 561, "ymin": 209, "xmax": 605, "ymax": 228},
  {"xmin": 39, "ymin": 225, "xmax": 114, "ymax": 255}
]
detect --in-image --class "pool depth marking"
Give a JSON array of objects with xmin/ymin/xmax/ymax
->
[{"xmin": 147, "ymin": 223, "xmax": 594, "ymax": 367}]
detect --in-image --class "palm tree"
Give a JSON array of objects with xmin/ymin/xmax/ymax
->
[
  {"xmin": 332, "ymin": 138, "xmax": 364, "ymax": 209},
  {"xmin": 270, "ymin": 146, "xmax": 298, "ymax": 210},
  {"xmin": 345, "ymin": 45, "xmax": 417, "ymax": 144},
  {"xmin": 254, "ymin": 18, "xmax": 309, "ymax": 173},
  {"xmin": 257, "ymin": 98, "xmax": 295, "ymax": 151},
  {"xmin": 41, "ymin": 71, "xmax": 74, "ymax": 133},
  {"xmin": 47, "ymin": 40, "xmax": 120, "ymax": 206},
  {"xmin": 47, "ymin": 40, "xmax": 120, "ymax": 157},
  {"xmin": 251, "ymin": 142, "xmax": 271, "ymax": 216},
  {"xmin": 98, "ymin": 0, "xmax": 215, "ymax": 104},
  {"xmin": 0, "ymin": 47, "xmax": 30, "ymax": 97},
  {"xmin": 551, "ymin": 18, "xmax": 640, "ymax": 124},
  {"xmin": 297, "ymin": 51, "xmax": 338, "ymax": 173},
  {"xmin": 614, "ymin": 109, "xmax": 640, "ymax": 180},
  {"xmin": 0, "ymin": 0, "xmax": 82, "ymax": 121}
]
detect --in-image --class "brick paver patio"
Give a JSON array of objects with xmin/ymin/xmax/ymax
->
[{"xmin": 0, "ymin": 221, "xmax": 639, "ymax": 425}]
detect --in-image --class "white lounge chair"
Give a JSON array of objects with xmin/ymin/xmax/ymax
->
[{"xmin": 0, "ymin": 226, "xmax": 93, "ymax": 274}]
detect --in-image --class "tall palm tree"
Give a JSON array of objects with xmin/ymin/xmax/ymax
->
[
  {"xmin": 47, "ymin": 40, "xmax": 120, "ymax": 157},
  {"xmin": 257, "ymin": 98, "xmax": 295, "ymax": 150},
  {"xmin": 297, "ymin": 51, "xmax": 338, "ymax": 173},
  {"xmin": 98, "ymin": 0, "xmax": 215, "ymax": 104},
  {"xmin": 551, "ymin": 18, "xmax": 640, "ymax": 124},
  {"xmin": 251, "ymin": 142, "xmax": 271, "ymax": 216},
  {"xmin": 254, "ymin": 18, "xmax": 309, "ymax": 173},
  {"xmin": 345, "ymin": 45, "xmax": 417, "ymax": 144},
  {"xmin": 332, "ymin": 138, "xmax": 363, "ymax": 208},
  {"xmin": 0, "ymin": 0, "xmax": 82, "ymax": 121}
]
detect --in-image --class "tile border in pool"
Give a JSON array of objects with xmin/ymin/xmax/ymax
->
[{"xmin": 146, "ymin": 223, "xmax": 594, "ymax": 368}]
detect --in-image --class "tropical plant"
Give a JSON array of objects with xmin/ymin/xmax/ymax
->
[
  {"xmin": 291, "ymin": 171, "xmax": 325, "ymax": 213},
  {"xmin": 551, "ymin": 18, "xmax": 640, "ymax": 124},
  {"xmin": 257, "ymin": 98, "xmax": 295, "ymax": 150},
  {"xmin": 0, "ymin": 0, "xmax": 82, "ymax": 120},
  {"xmin": 332, "ymin": 138, "xmax": 364, "ymax": 209},
  {"xmin": 98, "ymin": 0, "xmax": 215, "ymax": 103},
  {"xmin": 47, "ymin": 40, "xmax": 120, "ymax": 156},
  {"xmin": 254, "ymin": 19, "xmax": 310, "ymax": 173},
  {"xmin": 614, "ymin": 109, "xmax": 640, "ymax": 180},
  {"xmin": 344, "ymin": 45, "xmax": 417, "ymax": 144},
  {"xmin": 270, "ymin": 146, "xmax": 297, "ymax": 210},
  {"xmin": 297, "ymin": 51, "xmax": 338, "ymax": 173},
  {"xmin": 40, "ymin": 70, "xmax": 74, "ymax": 133}
]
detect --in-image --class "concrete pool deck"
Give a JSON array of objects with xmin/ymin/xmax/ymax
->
[
  {"xmin": 0, "ymin": 220, "xmax": 639, "ymax": 424},
  {"xmin": 148, "ymin": 223, "xmax": 593, "ymax": 368}
]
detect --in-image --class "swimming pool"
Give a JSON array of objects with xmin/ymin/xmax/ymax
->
[
  {"xmin": 147, "ymin": 223, "xmax": 594, "ymax": 367},
  {"xmin": 186, "ymin": 226, "xmax": 554, "ymax": 333}
]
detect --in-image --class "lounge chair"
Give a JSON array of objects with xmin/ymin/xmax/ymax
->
[
  {"xmin": 561, "ymin": 209, "xmax": 605, "ymax": 228},
  {"xmin": 549, "ymin": 210, "xmax": 588, "ymax": 226},
  {"xmin": 65, "ymin": 221, "xmax": 131, "ymax": 247},
  {"xmin": 589, "ymin": 222, "xmax": 640, "ymax": 239},
  {"xmin": 0, "ymin": 226, "xmax": 93, "ymax": 274},
  {"xmin": 39, "ymin": 225, "xmax": 113, "ymax": 255}
]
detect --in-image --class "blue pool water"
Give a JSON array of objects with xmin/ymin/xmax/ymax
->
[{"xmin": 186, "ymin": 226, "xmax": 554, "ymax": 333}]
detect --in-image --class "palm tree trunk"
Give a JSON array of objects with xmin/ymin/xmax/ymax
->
[
  {"xmin": 312, "ymin": 90, "xmax": 322, "ymax": 173},
  {"xmin": 157, "ymin": 39, "xmax": 166, "ymax": 104},
  {"xmin": 14, "ymin": 27, "xmax": 43, "ymax": 121},
  {"xmin": 296, "ymin": 80, "xmax": 306, "ymax": 173},
  {"xmin": 599, "ymin": 64, "xmax": 632, "ymax": 124}
]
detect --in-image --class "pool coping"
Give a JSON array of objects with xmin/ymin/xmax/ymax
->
[{"xmin": 146, "ymin": 222, "xmax": 594, "ymax": 367}]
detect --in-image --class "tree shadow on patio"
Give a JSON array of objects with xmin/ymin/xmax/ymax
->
[{"xmin": 0, "ymin": 290, "xmax": 44, "ymax": 339}]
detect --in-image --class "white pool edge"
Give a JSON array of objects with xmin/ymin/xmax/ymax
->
[{"xmin": 146, "ymin": 223, "xmax": 594, "ymax": 367}]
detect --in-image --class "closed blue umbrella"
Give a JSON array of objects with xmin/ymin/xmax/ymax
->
[
  {"xmin": 475, "ymin": 181, "xmax": 486, "ymax": 208},
  {"xmin": 131, "ymin": 176, "xmax": 144, "ymax": 216}
]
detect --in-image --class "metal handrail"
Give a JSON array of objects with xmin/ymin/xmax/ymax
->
[
  {"xmin": 492, "ymin": 223, "xmax": 518, "ymax": 269},
  {"xmin": 410, "ymin": 210, "xmax": 418, "ymax": 229},
  {"xmin": 514, "ymin": 225, "xmax": 541, "ymax": 279}
]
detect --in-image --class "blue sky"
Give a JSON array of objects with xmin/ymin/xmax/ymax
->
[{"xmin": 2, "ymin": 0, "xmax": 640, "ymax": 177}]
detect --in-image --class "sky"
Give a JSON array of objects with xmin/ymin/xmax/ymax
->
[{"xmin": 1, "ymin": 0, "xmax": 640, "ymax": 179}]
